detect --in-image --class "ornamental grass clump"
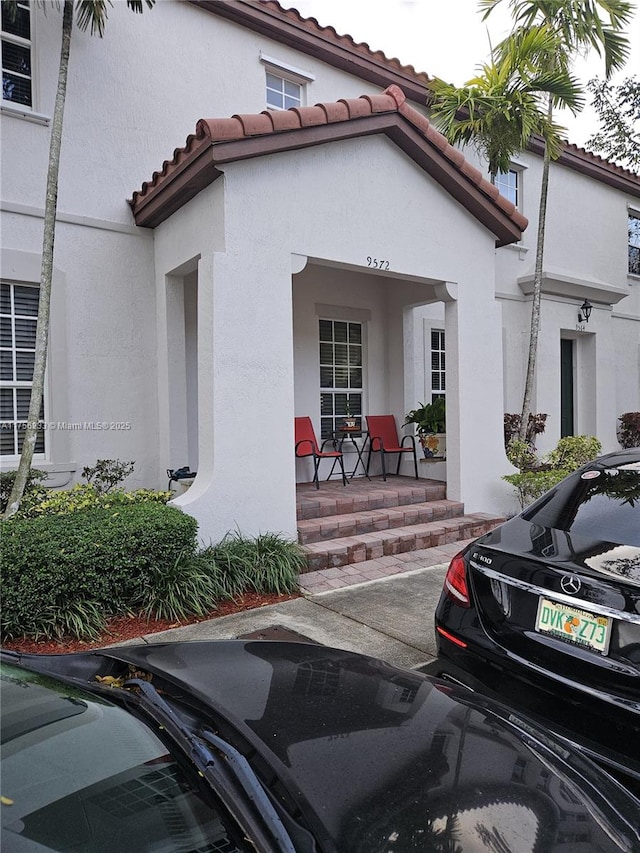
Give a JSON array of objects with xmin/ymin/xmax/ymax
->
[{"xmin": 203, "ymin": 530, "xmax": 305, "ymax": 597}]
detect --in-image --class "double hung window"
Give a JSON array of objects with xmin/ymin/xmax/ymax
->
[
  {"xmin": 319, "ymin": 319, "xmax": 362, "ymax": 439},
  {"xmin": 2, "ymin": 1, "xmax": 32, "ymax": 107},
  {"xmin": 430, "ymin": 329, "xmax": 445, "ymax": 404},
  {"xmin": 0, "ymin": 281, "xmax": 44, "ymax": 456},
  {"xmin": 629, "ymin": 213, "xmax": 640, "ymax": 275},
  {"xmin": 493, "ymin": 169, "xmax": 519, "ymax": 207}
]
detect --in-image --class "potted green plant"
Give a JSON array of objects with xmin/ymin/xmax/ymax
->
[{"xmin": 404, "ymin": 398, "xmax": 446, "ymax": 458}]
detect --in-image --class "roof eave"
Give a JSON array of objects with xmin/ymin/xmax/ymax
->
[{"xmin": 130, "ymin": 112, "xmax": 525, "ymax": 245}]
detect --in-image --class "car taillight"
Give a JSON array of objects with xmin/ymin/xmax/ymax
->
[{"xmin": 443, "ymin": 552, "xmax": 470, "ymax": 607}]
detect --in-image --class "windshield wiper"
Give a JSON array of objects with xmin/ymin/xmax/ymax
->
[{"xmin": 125, "ymin": 678, "xmax": 297, "ymax": 853}]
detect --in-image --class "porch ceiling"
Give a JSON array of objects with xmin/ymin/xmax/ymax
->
[{"xmin": 129, "ymin": 84, "xmax": 528, "ymax": 245}]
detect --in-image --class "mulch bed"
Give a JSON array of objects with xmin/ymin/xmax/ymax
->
[{"xmin": 2, "ymin": 591, "xmax": 301, "ymax": 655}]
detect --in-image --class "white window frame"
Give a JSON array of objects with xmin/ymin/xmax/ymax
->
[
  {"xmin": 493, "ymin": 168, "xmax": 519, "ymax": 208},
  {"xmin": 319, "ymin": 318, "xmax": 364, "ymax": 440},
  {"xmin": 430, "ymin": 328, "xmax": 445, "ymax": 404},
  {"xmin": 493, "ymin": 163, "xmax": 526, "ymax": 210},
  {"xmin": 0, "ymin": 279, "xmax": 46, "ymax": 459},
  {"xmin": 260, "ymin": 52, "xmax": 313, "ymax": 112},
  {"xmin": 1, "ymin": 0, "xmax": 33, "ymax": 109},
  {"xmin": 628, "ymin": 210, "xmax": 640, "ymax": 277}
]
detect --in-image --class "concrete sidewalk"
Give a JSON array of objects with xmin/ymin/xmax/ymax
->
[{"xmin": 114, "ymin": 560, "xmax": 451, "ymax": 671}]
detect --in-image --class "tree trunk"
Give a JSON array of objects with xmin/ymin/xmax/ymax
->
[
  {"xmin": 519, "ymin": 101, "xmax": 552, "ymax": 443},
  {"xmin": 4, "ymin": 0, "xmax": 74, "ymax": 518}
]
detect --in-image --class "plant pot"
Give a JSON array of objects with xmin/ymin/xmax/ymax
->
[
  {"xmin": 343, "ymin": 419, "xmax": 357, "ymax": 429},
  {"xmin": 420, "ymin": 433, "xmax": 446, "ymax": 459}
]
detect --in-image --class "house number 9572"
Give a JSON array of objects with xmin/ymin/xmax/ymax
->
[{"xmin": 367, "ymin": 257, "xmax": 390, "ymax": 270}]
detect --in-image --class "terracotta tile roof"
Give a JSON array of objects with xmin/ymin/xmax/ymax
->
[
  {"xmin": 191, "ymin": 0, "xmax": 640, "ymax": 191},
  {"xmin": 130, "ymin": 84, "xmax": 528, "ymax": 245}
]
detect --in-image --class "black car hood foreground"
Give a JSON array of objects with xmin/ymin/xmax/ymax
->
[{"xmin": 4, "ymin": 641, "xmax": 640, "ymax": 852}]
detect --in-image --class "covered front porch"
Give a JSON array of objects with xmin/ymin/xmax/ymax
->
[{"xmin": 129, "ymin": 85, "xmax": 525, "ymax": 546}]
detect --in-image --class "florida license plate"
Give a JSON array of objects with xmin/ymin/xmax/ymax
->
[{"xmin": 535, "ymin": 598, "xmax": 611, "ymax": 655}]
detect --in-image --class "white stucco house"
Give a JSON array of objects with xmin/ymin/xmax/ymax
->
[{"xmin": 2, "ymin": 0, "xmax": 639, "ymax": 545}]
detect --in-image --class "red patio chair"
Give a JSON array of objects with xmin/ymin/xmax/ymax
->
[
  {"xmin": 365, "ymin": 415, "xmax": 418, "ymax": 481},
  {"xmin": 295, "ymin": 417, "xmax": 348, "ymax": 489}
]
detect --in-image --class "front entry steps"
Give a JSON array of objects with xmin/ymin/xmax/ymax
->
[{"xmin": 296, "ymin": 476, "xmax": 504, "ymax": 573}]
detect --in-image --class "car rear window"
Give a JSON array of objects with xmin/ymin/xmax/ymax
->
[{"xmin": 523, "ymin": 465, "xmax": 640, "ymax": 547}]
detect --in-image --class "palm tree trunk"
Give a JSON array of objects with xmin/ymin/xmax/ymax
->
[
  {"xmin": 519, "ymin": 101, "xmax": 552, "ymax": 443},
  {"xmin": 4, "ymin": 0, "xmax": 74, "ymax": 518}
]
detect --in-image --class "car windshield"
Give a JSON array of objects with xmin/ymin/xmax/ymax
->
[
  {"xmin": 0, "ymin": 663, "xmax": 250, "ymax": 853},
  {"xmin": 523, "ymin": 464, "xmax": 640, "ymax": 547}
]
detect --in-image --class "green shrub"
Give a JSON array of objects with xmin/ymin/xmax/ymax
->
[
  {"xmin": 503, "ymin": 434, "xmax": 602, "ymax": 510},
  {"xmin": 1, "ymin": 502, "xmax": 198, "ymax": 641},
  {"xmin": 506, "ymin": 438, "xmax": 538, "ymax": 471},
  {"xmin": 81, "ymin": 459, "xmax": 135, "ymax": 493},
  {"xmin": 18, "ymin": 483, "xmax": 172, "ymax": 518},
  {"xmin": 543, "ymin": 435, "xmax": 602, "ymax": 471},
  {"xmin": 502, "ymin": 469, "xmax": 569, "ymax": 510},
  {"xmin": 0, "ymin": 468, "xmax": 48, "ymax": 514}
]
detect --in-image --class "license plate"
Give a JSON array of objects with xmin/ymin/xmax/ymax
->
[{"xmin": 535, "ymin": 598, "xmax": 611, "ymax": 655}]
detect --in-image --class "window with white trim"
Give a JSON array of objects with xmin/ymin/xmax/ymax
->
[
  {"xmin": 265, "ymin": 70, "xmax": 302, "ymax": 111},
  {"xmin": 319, "ymin": 319, "xmax": 363, "ymax": 439},
  {"xmin": 629, "ymin": 212, "xmax": 640, "ymax": 275},
  {"xmin": 2, "ymin": 1, "xmax": 32, "ymax": 107},
  {"xmin": 0, "ymin": 281, "xmax": 45, "ymax": 456},
  {"xmin": 430, "ymin": 329, "xmax": 445, "ymax": 403},
  {"xmin": 493, "ymin": 168, "xmax": 519, "ymax": 207}
]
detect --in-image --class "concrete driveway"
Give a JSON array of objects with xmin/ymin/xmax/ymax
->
[{"xmin": 120, "ymin": 564, "xmax": 448, "ymax": 670}]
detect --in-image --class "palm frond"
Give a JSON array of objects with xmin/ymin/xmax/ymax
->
[{"xmin": 74, "ymin": 0, "xmax": 154, "ymax": 36}]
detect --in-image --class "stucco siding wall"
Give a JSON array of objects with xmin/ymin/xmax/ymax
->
[{"xmin": 0, "ymin": 210, "xmax": 158, "ymax": 486}]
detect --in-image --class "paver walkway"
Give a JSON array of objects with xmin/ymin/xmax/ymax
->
[{"xmin": 298, "ymin": 538, "xmax": 470, "ymax": 593}]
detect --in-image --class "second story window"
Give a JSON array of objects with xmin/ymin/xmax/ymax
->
[
  {"xmin": 629, "ymin": 212, "xmax": 640, "ymax": 275},
  {"xmin": 494, "ymin": 168, "xmax": 519, "ymax": 207},
  {"xmin": 260, "ymin": 53, "xmax": 313, "ymax": 113},
  {"xmin": 266, "ymin": 71, "xmax": 302, "ymax": 111},
  {"xmin": 2, "ymin": 0, "xmax": 32, "ymax": 107}
]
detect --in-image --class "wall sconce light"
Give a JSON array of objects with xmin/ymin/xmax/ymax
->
[{"xmin": 578, "ymin": 299, "xmax": 593, "ymax": 324}]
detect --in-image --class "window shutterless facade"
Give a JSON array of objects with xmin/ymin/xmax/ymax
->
[
  {"xmin": 431, "ymin": 329, "xmax": 445, "ymax": 403},
  {"xmin": 1, "ymin": 1, "xmax": 32, "ymax": 107},
  {"xmin": 629, "ymin": 213, "xmax": 640, "ymax": 275},
  {"xmin": 265, "ymin": 70, "xmax": 302, "ymax": 110},
  {"xmin": 493, "ymin": 169, "xmax": 519, "ymax": 208},
  {"xmin": 0, "ymin": 281, "xmax": 44, "ymax": 456},
  {"xmin": 319, "ymin": 319, "xmax": 363, "ymax": 439}
]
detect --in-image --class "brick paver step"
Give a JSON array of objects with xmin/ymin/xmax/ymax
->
[
  {"xmin": 297, "ymin": 499, "xmax": 465, "ymax": 544},
  {"xmin": 300, "ymin": 513, "xmax": 504, "ymax": 572},
  {"xmin": 296, "ymin": 478, "xmax": 447, "ymax": 521}
]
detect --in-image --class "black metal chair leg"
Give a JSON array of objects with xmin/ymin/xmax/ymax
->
[
  {"xmin": 338, "ymin": 455, "xmax": 348, "ymax": 486},
  {"xmin": 313, "ymin": 457, "xmax": 320, "ymax": 489},
  {"xmin": 413, "ymin": 448, "xmax": 418, "ymax": 479},
  {"xmin": 396, "ymin": 454, "xmax": 402, "ymax": 476},
  {"xmin": 380, "ymin": 450, "xmax": 387, "ymax": 481}
]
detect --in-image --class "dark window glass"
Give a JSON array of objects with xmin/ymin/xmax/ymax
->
[
  {"xmin": 524, "ymin": 465, "xmax": 640, "ymax": 547},
  {"xmin": 629, "ymin": 214, "xmax": 640, "ymax": 275},
  {"xmin": 1, "ymin": 3, "xmax": 30, "ymax": 40}
]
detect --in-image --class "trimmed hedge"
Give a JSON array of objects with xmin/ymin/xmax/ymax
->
[{"xmin": 1, "ymin": 502, "xmax": 198, "ymax": 640}]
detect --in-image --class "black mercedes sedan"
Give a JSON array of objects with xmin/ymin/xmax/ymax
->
[
  {"xmin": 432, "ymin": 448, "xmax": 640, "ymax": 783},
  {"xmin": 2, "ymin": 639, "xmax": 640, "ymax": 852}
]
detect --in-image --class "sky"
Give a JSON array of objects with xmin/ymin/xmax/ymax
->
[{"xmin": 288, "ymin": 0, "xmax": 640, "ymax": 149}]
